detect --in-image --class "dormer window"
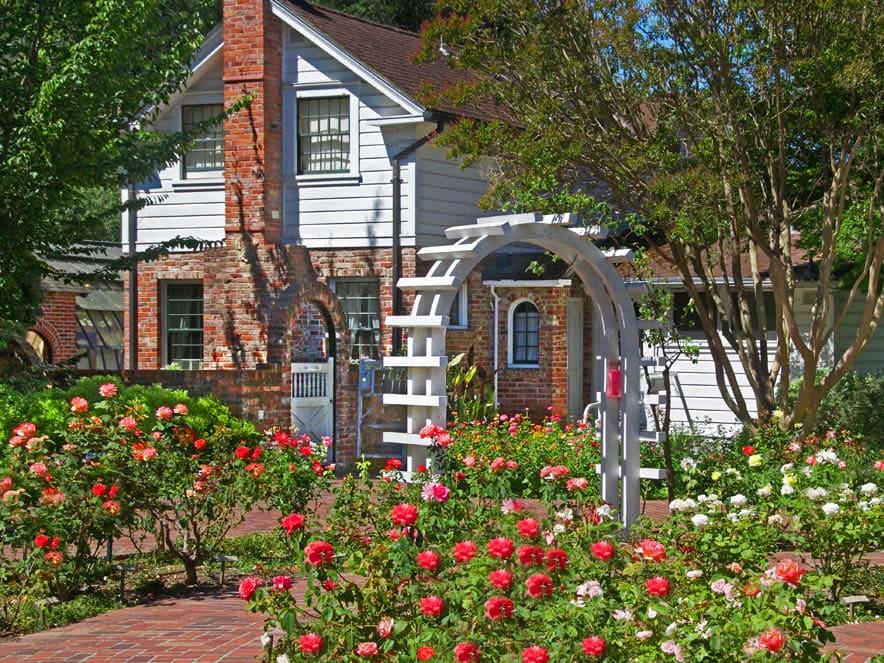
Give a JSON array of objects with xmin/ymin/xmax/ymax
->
[
  {"xmin": 298, "ymin": 96, "xmax": 351, "ymax": 174},
  {"xmin": 182, "ymin": 104, "xmax": 224, "ymax": 176}
]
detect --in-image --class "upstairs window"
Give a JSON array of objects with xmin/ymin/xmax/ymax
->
[
  {"xmin": 509, "ymin": 300, "xmax": 540, "ymax": 367},
  {"xmin": 182, "ymin": 104, "xmax": 224, "ymax": 175},
  {"xmin": 334, "ymin": 279, "xmax": 380, "ymax": 359},
  {"xmin": 164, "ymin": 283, "xmax": 203, "ymax": 369},
  {"xmin": 298, "ymin": 97, "xmax": 351, "ymax": 175}
]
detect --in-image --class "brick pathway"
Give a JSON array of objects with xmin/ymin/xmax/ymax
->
[{"xmin": 0, "ymin": 497, "xmax": 881, "ymax": 662}]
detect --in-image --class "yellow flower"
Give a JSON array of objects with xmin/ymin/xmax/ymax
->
[
  {"xmin": 711, "ymin": 471, "xmax": 722, "ymax": 481},
  {"xmin": 748, "ymin": 454, "xmax": 762, "ymax": 468}
]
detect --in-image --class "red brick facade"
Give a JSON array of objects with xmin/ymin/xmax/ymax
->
[{"xmin": 31, "ymin": 290, "xmax": 80, "ymax": 363}]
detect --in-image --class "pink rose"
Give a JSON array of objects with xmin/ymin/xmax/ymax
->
[
  {"xmin": 119, "ymin": 416, "xmax": 138, "ymax": 432},
  {"xmin": 591, "ymin": 540, "xmax": 614, "ymax": 561},
  {"xmin": 272, "ymin": 575, "xmax": 292, "ymax": 591},
  {"xmin": 636, "ymin": 538, "xmax": 667, "ymax": 562},
  {"xmin": 238, "ymin": 576, "xmax": 261, "ymax": 600},
  {"xmin": 70, "ymin": 397, "xmax": 88, "ymax": 413},
  {"xmin": 582, "ymin": 636, "xmax": 606, "ymax": 657},
  {"xmin": 417, "ymin": 550, "xmax": 441, "ymax": 572},
  {"xmin": 99, "ymin": 383, "xmax": 117, "ymax": 398},
  {"xmin": 356, "ymin": 641, "xmax": 379, "ymax": 658},
  {"xmin": 299, "ymin": 632, "xmax": 323, "ymax": 655},
  {"xmin": 173, "ymin": 403, "xmax": 188, "ymax": 415},
  {"xmin": 420, "ymin": 595, "xmax": 444, "ymax": 617},
  {"xmin": 281, "ymin": 513, "xmax": 305, "ymax": 536},
  {"xmin": 453, "ymin": 540, "xmax": 477, "ymax": 563},
  {"xmin": 522, "ymin": 646, "xmax": 549, "ymax": 663},
  {"xmin": 646, "ymin": 575, "xmax": 671, "ymax": 597},
  {"xmin": 487, "ymin": 537, "xmax": 515, "ymax": 559},
  {"xmin": 155, "ymin": 406, "xmax": 174, "ymax": 420},
  {"xmin": 489, "ymin": 569, "xmax": 513, "ymax": 590}
]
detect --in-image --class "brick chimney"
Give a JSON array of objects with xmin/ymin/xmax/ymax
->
[{"xmin": 223, "ymin": 0, "xmax": 284, "ymax": 244}]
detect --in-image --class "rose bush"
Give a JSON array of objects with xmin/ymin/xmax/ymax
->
[{"xmin": 246, "ymin": 460, "xmax": 837, "ymax": 661}]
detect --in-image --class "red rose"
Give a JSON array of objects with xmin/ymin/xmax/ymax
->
[
  {"xmin": 238, "ymin": 576, "xmax": 261, "ymax": 600},
  {"xmin": 390, "ymin": 503, "xmax": 419, "ymax": 526},
  {"xmin": 417, "ymin": 646, "xmax": 435, "ymax": 660},
  {"xmin": 582, "ymin": 636, "xmax": 606, "ymax": 657},
  {"xmin": 91, "ymin": 483, "xmax": 108, "ymax": 497},
  {"xmin": 525, "ymin": 573, "xmax": 554, "ymax": 598},
  {"xmin": 299, "ymin": 632, "xmax": 323, "ymax": 655},
  {"xmin": 34, "ymin": 534, "xmax": 50, "ymax": 548},
  {"xmin": 591, "ymin": 540, "xmax": 614, "ymax": 561},
  {"xmin": 636, "ymin": 538, "xmax": 666, "ymax": 562},
  {"xmin": 774, "ymin": 558, "xmax": 806, "ymax": 586},
  {"xmin": 251, "ymin": 447, "xmax": 262, "ymax": 460},
  {"xmin": 453, "ymin": 540, "xmax": 477, "ymax": 563},
  {"xmin": 517, "ymin": 518, "xmax": 541, "ymax": 539},
  {"xmin": 454, "ymin": 642, "xmax": 481, "ymax": 662},
  {"xmin": 322, "ymin": 579, "xmax": 337, "ymax": 592},
  {"xmin": 102, "ymin": 500, "xmax": 121, "ymax": 516},
  {"xmin": 487, "ymin": 537, "xmax": 515, "ymax": 560},
  {"xmin": 758, "ymin": 628, "xmax": 786, "ymax": 653},
  {"xmin": 417, "ymin": 550, "xmax": 440, "ymax": 572},
  {"xmin": 44, "ymin": 551, "xmax": 63, "ymax": 566},
  {"xmin": 646, "ymin": 575, "xmax": 670, "ymax": 597},
  {"xmin": 489, "ymin": 569, "xmax": 513, "ymax": 590},
  {"xmin": 50, "ymin": 536, "xmax": 60, "ymax": 550},
  {"xmin": 384, "ymin": 458, "xmax": 402, "ymax": 471},
  {"xmin": 517, "ymin": 545, "xmax": 545, "ymax": 566},
  {"xmin": 272, "ymin": 575, "xmax": 292, "ymax": 591},
  {"xmin": 235, "ymin": 446, "xmax": 250, "ymax": 460},
  {"xmin": 420, "ymin": 595, "xmax": 445, "ymax": 618},
  {"xmin": 742, "ymin": 445, "xmax": 755, "ymax": 456},
  {"xmin": 484, "ymin": 596, "xmax": 514, "ymax": 620},
  {"xmin": 281, "ymin": 513, "xmax": 306, "ymax": 535},
  {"xmin": 245, "ymin": 463, "xmax": 265, "ymax": 478},
  {"xmin": 194, "ymin": 438, "xmax": 206, "ymax": 450},
  {"xmin": 545, "ymin": 548, "xmax": 568, "ymax": 571},
  {"xmin": 522, "ymin": 646, "xmax": 549, "ymax": 663},
  {"xmin": 304, "ymin": 540, "xmax": 334, "ymax": 566},
  {"xmin": 108, "ymin": 484, "xmax": 119, "ymax": 498}
]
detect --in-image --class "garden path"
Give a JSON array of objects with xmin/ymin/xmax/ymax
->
[{"xmin": 0, "ymin": 497, "xmax": 881, "ymax": 662}]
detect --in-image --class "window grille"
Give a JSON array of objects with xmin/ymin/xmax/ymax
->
[
  {"xmin": 298, "ymin": 97, "xmax": 350, "ymax": 174},
  {"xmin": 182, "ymin": 104, "xmax": 224, "ymax": 174},
  {"xmin": 335, "ymin": 280, "xmax": 380, "ymax": 359},
  {"xmin": 165, "ymin": 283, "xmax": 203, "ymax": 369}
]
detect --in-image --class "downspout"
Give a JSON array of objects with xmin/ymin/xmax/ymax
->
[
  {"xmin": 391, "ymin": 118, "xmax": 445, "ymax": 353},
  {"xmin": 127, "ymin": 181, "xmax": 139, "ymax": 370},
  {"xmin": 491, "ymin": 285, "xmax": 500, "ymax": 409}
]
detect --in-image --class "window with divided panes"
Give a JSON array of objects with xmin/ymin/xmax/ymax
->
[
  {"xmin": 164, "ymin": 283, "xmax": 203, "ymax": 369},
  {"xmin": 511, "ymin": 300, "xmax": 540, "ymax": 366},
  {"xmin": 334, "ymin": 280, "xmax": 380, "ymax": 359},
  {"xmin": 182, "ymin": 104, "xmax": 223, "ymax": 175},
  {"xmin": 298, "ymin": 97, "xmax": 350, "ymax": 174}
]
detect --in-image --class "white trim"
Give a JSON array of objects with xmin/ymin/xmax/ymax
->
[
  {"xmin": 365, "ymin": 115, "xmax": 427, "ymax": 127},
  {"xmin": 270, "ymin": 0, "xmax": 425, "ymax": 116},
  {"xmin": 507, "ymin": 297, "xmax": 540, "ymax": 369},
  {"xmin": 448, "ymin": 283, "xmax": 469, "ymax": 329},
  {"xmin": 484, "ymin": 279, "xmax": 572, "ymax": 288},
  {"xmin": 161, "ymin": 280, "xmax": 204, "ymax": 370}
]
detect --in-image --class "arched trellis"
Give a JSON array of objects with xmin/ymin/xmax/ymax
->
[{"xmin": 382, "ymin": 213, "xmax": 665, "ymax": 528}]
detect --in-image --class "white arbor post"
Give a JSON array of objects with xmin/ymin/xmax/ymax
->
[{"xmin": 383, "ymin": 213, "xmax": 665, "ymax": 529}]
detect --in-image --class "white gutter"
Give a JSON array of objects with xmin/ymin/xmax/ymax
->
[
  {"xmin": 482, "ymin": 279, "xmax": 572, "ymax": 288},
  {"xmin": 490, "ymin": 285, "xmax": 500, "ymax": 410}
]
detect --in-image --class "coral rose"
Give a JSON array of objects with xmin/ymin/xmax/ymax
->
[
  {"xmin": 525, "ymin": 573, "xmax": 554, "ymax": 598},
  {"xmin": 454, "ymin": 642, "xmax": 481, "ymax": 662},
  {"xmin": 99, "ymin": 383, "xmax": 117, "ymax": 398},
  {"xmin": 299, "ymin": 632, "xmax": 323, "ymax": 655},
  {"xmin": 419, "ymin": 595, "xmax": 444, "ymax": 618},
  {"xmin": 487, "ymin": 537, "xmax": 515, "ymax": 559},
  {"xmin": 417, "ymin": 646, "xmax": 435, "ymax": 660},
  {"xmin": 582, "ymin": 636, "xmax": 606, "ymax": 657},
  {"xmin": 281, "ymin": 513, "xmax": 305, "ymax": 536},
  {"xmin": 272, "ymin": 575, "xmax": 292, "ymax": 591},
  {"xmin": 774, "ymin": 558, "xmax": 806, "ymax": 586},
  {"xmin": 304, "ymin": 540, "xmax": 334, "ymax": 566},
  {"xmin": 758, "ymin": 628, "xmax": 786, "ymax": 653},
  {"xmin": 390, "ymin": 503, "xmax": 419, "ymax": 526},
  {"xmin": 70, "ymin": 397, "xmax": 88, "ymax": 413},
  {"xmin": 591, "ymin": 540, "xmax": 614, "ymax": 561},
  {"xmin": 636, "ymin": 538, "xmax": 666, "ymax": 561},
  {"xmin": 155, "ymin": 406, "xmax": 173, "ymax": 420}
]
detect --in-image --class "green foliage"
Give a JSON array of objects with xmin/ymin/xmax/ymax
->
[
  {"xmin": 446, "ymin": 350, "xmax": 495, "ymax": 424},
  {"xmin": 0, "ymin": 0, "xmax": 216, "ymax": 326}
]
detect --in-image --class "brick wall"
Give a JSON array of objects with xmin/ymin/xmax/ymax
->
[{"xmin": 32, "ymin": 290, "xmax": 80, "ymax": 363}]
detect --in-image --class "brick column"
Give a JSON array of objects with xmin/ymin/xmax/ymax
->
[{"xmin": 223, "ymin": 0, "xmax": 284, "ymax": 245}]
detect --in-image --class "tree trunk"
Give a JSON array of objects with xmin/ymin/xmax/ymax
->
[{"xmin": 181, "ymin": 553, "xmax": 199, "ymax": 586}]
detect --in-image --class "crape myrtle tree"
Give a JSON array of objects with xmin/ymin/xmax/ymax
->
[
  {"xmin": 0, "ymin": 0, "xmax": 218, "ymax": 331},
  {"xmin": 420, "ymin": 0, "xmax": 884, "ymax": 432},
  {"xmin": 319, "ymin": 0, "xmax": 435, "ymax": 31}
]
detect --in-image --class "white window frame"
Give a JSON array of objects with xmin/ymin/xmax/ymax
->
[
  {"xmin": 448, "ymin": 283, "xmax": 469, "ymax": 329},
  {"xmin": 330, "ymin": 278, "xmax": 381, "ymax": 360},
  {"xmin": 177, "ymin": 93, "xmax": 225, "ymax": 183},
  {"xmin": 162, "ymin": 281, "xmax": 204, "ymax": 370},
  {"xmin": 507, "ymin": 298, "xmax": 540, "ymax": 368},
  {"xmin": 289, "ymin": 87, "xmax": 360, "ymax": 185}
]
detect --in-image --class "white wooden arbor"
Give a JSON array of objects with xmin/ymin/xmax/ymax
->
[{"xmin": 382, "ymin": 213, "xmax": 665, "ymax": 528}]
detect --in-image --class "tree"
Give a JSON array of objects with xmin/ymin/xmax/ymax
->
[
  {"xmin": 421, "ymin": 0, "xmax": 884, "ymax": 432},
  {"xmin": 318, "ymin": 0, "xmax": 435, "ymax": 31},
  {"xmin": 0, "ymin": 0, "xmax": 216, "ymax": 329}
]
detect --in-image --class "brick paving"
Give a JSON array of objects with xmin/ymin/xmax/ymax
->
[{"xmin": 0, "ymin": 496, "xmax": 881, "ymax": 661}]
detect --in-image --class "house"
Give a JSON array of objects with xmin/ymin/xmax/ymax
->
[
  {"xmin": 125, "ymin": 0, "xmax": 881, "ymax": 466},
  {"xmin": 124, "ymin": 0, "xmax": 594, "ymax": 467},
  {"xmin": 28, "ymin": 244, "xmax": 124, "ymax": 370}
]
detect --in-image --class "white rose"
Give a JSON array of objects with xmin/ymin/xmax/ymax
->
[
  {"xmin": 781, "ymin": 483, "xmax": 794, "ymax": 496},
  {"xmin": 729, "ymin": 494, "xmax": 748, "ymax": 507},
  {"xmin": 691, "ymin": 513, "xmax": 709, "ymax": 528},
  {"xmin": 757, "ymin": 484, "xmax": 772, "ymax": 497},
  {"xmin": 821, "ymin": 502, "xmax": 840, "ymax": 517},
  {"xmin": 860, "ymin": 482, "xmax": 877, "ymax": 496}
]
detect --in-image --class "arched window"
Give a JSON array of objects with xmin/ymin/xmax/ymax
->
[
  {"xmin": 25, "ymin": 330, "xmax": 52, "ymax": 363},
  {"xmin": 508, "ymin": 300, "xmax": 539, "ymax": 367}
]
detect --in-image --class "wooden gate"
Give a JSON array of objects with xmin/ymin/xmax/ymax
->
[{"xmin": 291, "ymin": 358, "xmax": 334, "ymax": 454}]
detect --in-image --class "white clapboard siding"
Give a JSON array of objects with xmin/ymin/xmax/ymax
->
[
  {"xmin": 125, "ymin": 61, "xmax": 225, "ymax": 251},
  {"xmin": 835, "ymin": 290, "xmax": 884, "ymax": 375},
  {"xmin": 281, "ymin": 33, "xmax": 423, "ymax": 249},
  {"xmin": 416, "ymin": 144, "xmax": 488, "ymax": 245}
]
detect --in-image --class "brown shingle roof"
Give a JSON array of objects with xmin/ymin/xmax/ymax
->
[{"xmin": 281, "ymin": 0, "xmax": 507, "ymax": 122}]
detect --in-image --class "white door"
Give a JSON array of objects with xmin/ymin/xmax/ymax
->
[{"xmin": 291, "ymin": 358, "xmax": 334, "ymax": 455}]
